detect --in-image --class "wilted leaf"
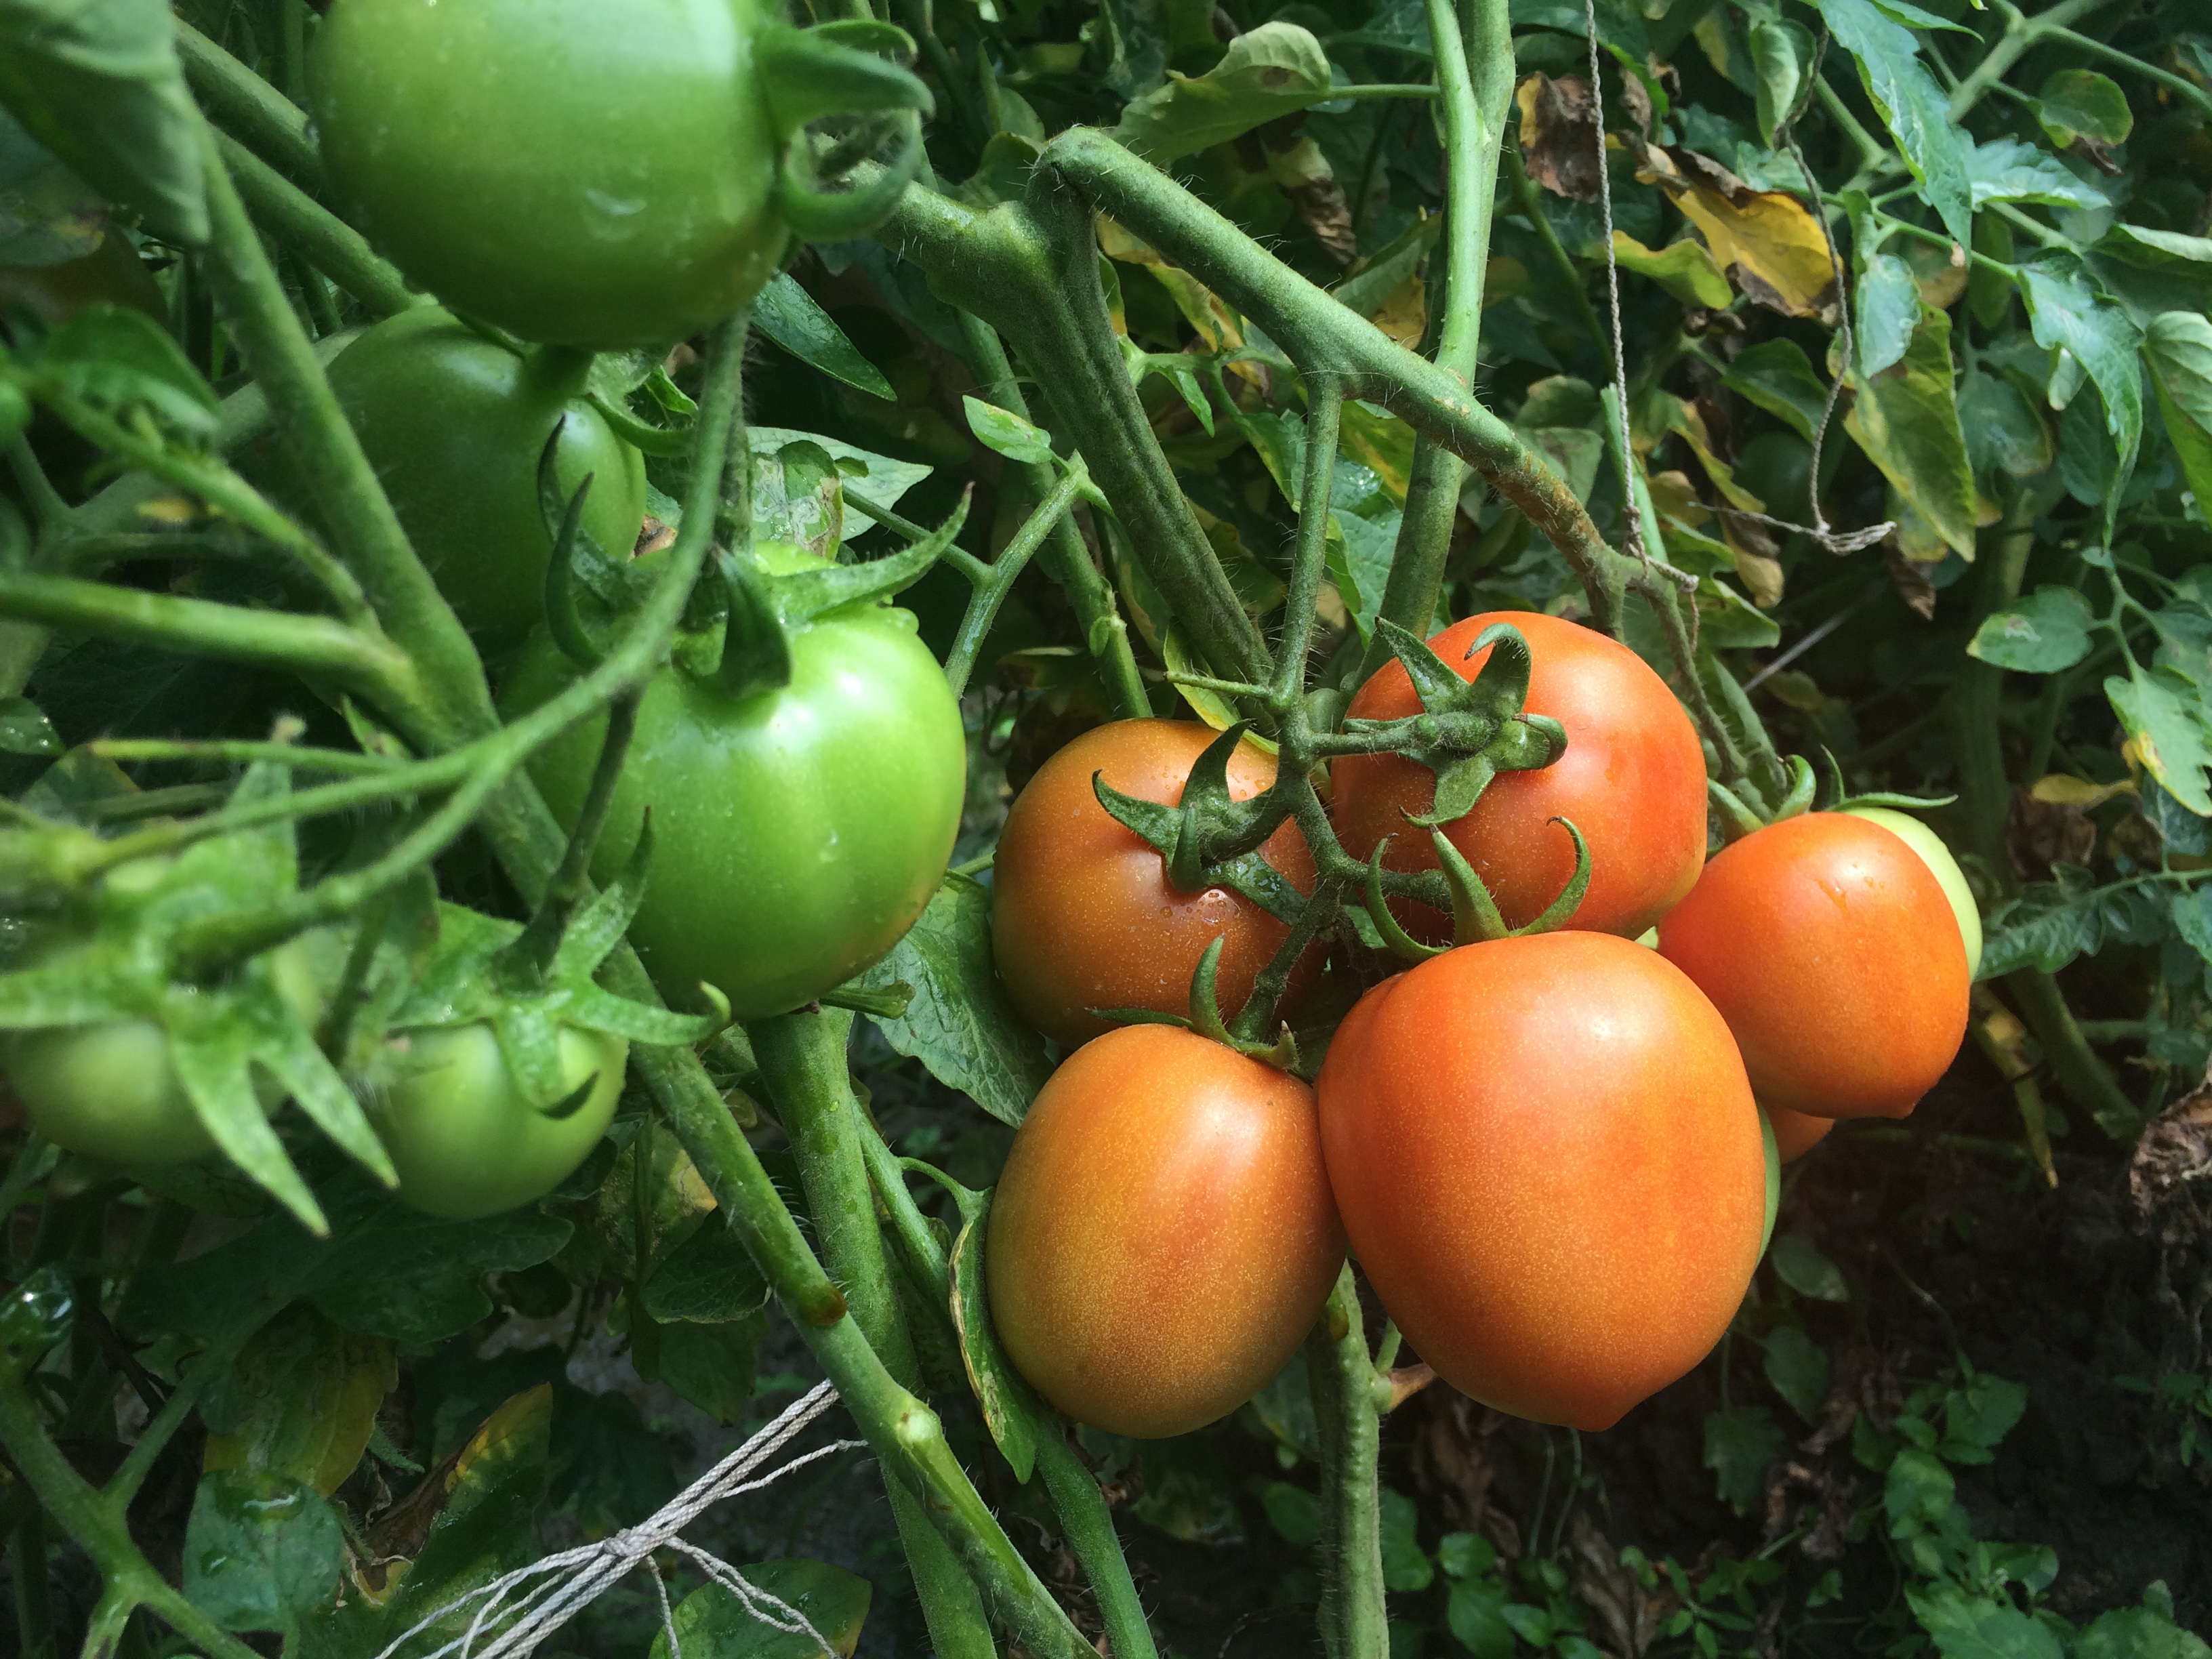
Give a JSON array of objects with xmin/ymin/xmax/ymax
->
[
  {"xmin": 753, "ymin": 274, "xmax": 894, "ymax": 402},
  {"xmin": 1611, "ymin": 231, "xmax": 1732, "ymax": 308},
  {"xmin": 1637, "ymin": 144, "xmax": 1837, "ymax": 319},
  {"xmin": 1113, "ymin": 22, "xmax": 1335, "ymax": 163},
  {"xmin": 855, "ymin": 874, "xmax": 1052, "ymax": 1126},
  {"xmin": 1845, "ymin": 302, "xmax": 1975, "ymax": 558},
  {"xmin": 1515, "ymin": 74, "xmax": 1600, "ymax": 201},
  {"xmin": 1967, "ymin": 586, "xmax": 2092, "ymax": 673}
]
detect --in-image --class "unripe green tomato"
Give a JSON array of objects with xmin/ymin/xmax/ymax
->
[
  {"xmin": 1758, "ymin": 1107, "xmax": 1780, "ymax": 1254},
  {"xmin": 1841, "ymin": 806, "xmax": 1982, "ymax": 975},
  {"xmin": 310, "ymin": 0, "xmax": 787, "ymax": 348},
  {"xmin": 320, "ymin": 308, "xmax": 646, "ymax": 655},
  {"xmin": 501, "ymin": 548, "xmax": 966, "ymax": 1019},
  {"xmin": 3, "ymin": 936, "xmax": 323, "ymax": 1166},
  {"xmin": 374, "ymin": 1023, "xmax": 626, "ymax": 1220}
]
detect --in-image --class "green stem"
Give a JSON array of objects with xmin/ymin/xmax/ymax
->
[
  {"xmin": 174, "ymin": 20, "xmax": 326, "ymax": 189},
  {"xmin": 2047, "ymin": 26, "xmax": 2212, "ymax": 119},
  {"xmin": 12, "ymin": 1505, "xmax": 52, "ymax": 1659},
  {"xmin": 1816, "ymin": 78, "xmax": 1892, "ymax": 180},
  {"xmin": 952, "ymin": 312, "xmax": 1150, "ymax": 718},
  {"xmin": 1363, "ymin": 0, "xmax": 1513, "ymax": 673},
  {"xmin": 1307, "ymin": 1266, "xmax": 1387, "ymax": 1659},
  {"xmin": 211, "ymin": 131, "xmax": 418, "ymax": 319},
  {"xmin": 1945, "ymin": 0, "xmax": 2108, "ymax": 121},
  {"xmin": 1277, "ymin": 378, "xmax": 1345, "ymax": 703},
  {"xmin": 880, "ymin": 184, "xmax": 1272, "ymax": 689},
  {"xmin": 4, "ymin": 438, "xmax": 68, "ymax": 539},
  {"xmin": 944, "ymin": 465, "xmax": 1084, "ymax": 697}
]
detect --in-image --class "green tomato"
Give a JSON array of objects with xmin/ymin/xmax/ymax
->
[
  {"xmin": 3, "ymin": 937, "xmax": 323, "ymax": 1166},
  {"xmin": 310, "ymin": 0, "xmax": 787, "ymax": 348},
  {"xmin": 1843, "ymin": 806, "xmax": 1983, "ymax": 976},
  {"xmin": 375, "ymin": 1023, "xmax": 626, "ymax": 1220},
  {"xmin": 501, "ymin": 555, "xmax": 967, "ymax": 1019},
  {"xmin": 321, "ymin": 308, "xmax": 645, "ymax": 655},
  {"xmin": 1757, "ymin": 1107, "xmax": 1780, "ymax": 1256}
]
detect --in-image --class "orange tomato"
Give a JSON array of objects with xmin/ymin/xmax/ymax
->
[
  {"xmin": 1332, "ymin": 612, "xmax": 1707, "ymax": 939},
  {"xmin": 1657, "ymin": 813, "xmax": 1969, "ymax": 1119},
  {"xmin": 989, "ymin": 720, "xmax": 1317, "ymax": 1046},
  {"xmin": 1317, "ymin": 933, "xmax": 1765, "ymax": 1430},
  {"xmin": 985, "ymin": 1025, "xmax": 1345, "ymax": 1437},
  {"xmin": 1767, "ymin": 1104, "xmax": 1835, "ymax": 1162}
]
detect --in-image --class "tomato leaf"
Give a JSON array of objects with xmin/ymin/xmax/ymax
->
[
  {"xmin": 947, "ymin": 1185, "xmax": 1041, "ymax": 1482},
  {"xmin": 2144, "ymin": 312, "xmax": 2212, "ymax": 514},
  {"xmin": 1811, "ymin": 0, "xmax": 1971, "ymax": 246},
  {"xmin": 1966, "ymin": 586, "xmax": 2093, "ymax": 674},
  {"xmin": 2106, "ymin": 664, "xmax": 2212, "ymax": 816},
  {"xmin": 1966, "ymin": 137, "xmax": 2107, "ymax": 212},
  {"xmin": 963, "ymin": 394, "xmax": 1055, "ymax": 466},
  {"xmin": 854, "ymin": 874, "xmax": 1051, "ymax": 1126},
  {"xmin": 183, "ymin": 1471, "xmax": 343, "ymax": 1632},
  {"xmin": 201, "ymin": 1307, "xmax": 396, "ymax": 1497},
  {"xmin": 1702, "ymin": 1404, "xmax": 1785, "ymax": 1513},
  {"xmin": 1763, "ymin": 1324, "xmax": 1831, "ymax": 1424},
  {"xmin": 753, "ymin": 272, "xmax": 895, "ymax": 403},
  {"xmin": 1112, "ymin": 22, "xmax": 1335, "ymax": 163},
  {"xmin": 1844, "ymin": 302, "xmax": 1975, "ymax": 558},
  {"xmin": 1719, "ymin": 338, "xmax": 1830, "ymax": 443},
  {"xmin": 2018, "ymin": 252, "xmax": 2144, "ymax": 485},
  {"xmin": 1771, "ymin": 1233, "xmax": 1850, "ymax": 1301},
  {"xmin": 649, "ymin": 1559, "xmax": 872, "ymax": 1659}
]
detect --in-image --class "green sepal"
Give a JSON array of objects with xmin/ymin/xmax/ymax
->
[
  {"xmin": 550, "ymin": 817, "xmax": 657, "ymax": 981},
  {"xmin": 774, "ymin": 490, "xmax": 971, "ymax": 626},
  {"xmin": 1510, "ymin": 818, "xmax": 1592, "ymax": 937},
  {"xmin": 164, "ymin": 1004, "xmax": 327, "ymax": 1237},
  {"xmin": 1355, "ymin": 620, "xmax": 1567, "ymax": 828},
  {"xmin": 1708, "ymin": 779, "xmax": 1766, "ymax": 843},
  {"xmin": 712, "ymin": 549, "xmax": 794, "ymax": 699},
  {"xmin": 820, "ymin": 980, "xmax": 914, "ymax": 1019},
  {"xmin": 753, "ymin": 22, "xmax": 934, "ymax": 139},
  {"xmin": 493, "ymin": 1000, "xmax": 575, "ymax": 1112},
  {"xmin": 776, "ymin": 109, "xmax": 927, "ymax": 242},
  {"xmin": 1427, "ymin": 830, "xmax": 1509, "ymax": 946},
  {"xmin": 1092, "ymin": 937, "xmax": 1300, "ymax": 1067},
  {"xmin": 1834, "ymin": 790, "xmax": 1959, "ymax": 811},
  {"xmin": 0, "ymin": 960, "xmax": 150, "ymax": 1028},
  {"xmin": 248, "ymin": 998, "xmax": 398, "ymax": 1190},
  {"xmin": 560, "ymin": 983, "xmax": 726, "ymax": 1046},
  {"xmin": 1771, "ymin": 755, "xmax": 1818, "ymax": 821},
  {"xmin": 1363, "ymin": 840, "xmax": 1445, "ymax": 966},
  {"xmin": 538, "ymin": 430, "xmax": 610, "ymax": 671},
  {"xmin": 1090, "ymin": 718, "xmax": 1281, "ymax": 900}
]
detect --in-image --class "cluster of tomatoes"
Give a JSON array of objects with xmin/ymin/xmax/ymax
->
[{"xmin": 986, "ymin": 614, "xmax": 1977, "ymax": 1435}]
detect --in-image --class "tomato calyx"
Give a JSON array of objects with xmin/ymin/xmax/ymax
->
[
  {"xmin": 1709, "ymin": 748, "xmax": 1956, "ymax": 844},
  {"xmin": 1361, "ymin": 815, "xmax": 1593, "ymax": 962},
  {"xmin": 1092, "ymin": 935, "xmax": 1302, "ymax": 1070},
  {"xmin": 752, "ymin": 22, "xmax": 936, "ymax": 242},
  {"xmin": 1090, "ymin": 720, "xmax": 1292, "ymax": 902}
]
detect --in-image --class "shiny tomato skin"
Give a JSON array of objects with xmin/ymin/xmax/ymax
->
[
  {"xmin": 990, "ymin": 721, "xmax": 1317, "ymax": 1047},
  {"xmin": 986, "ymin": 1024, "xmax": 1344, "ymax": 1438},
  {"xmin": 1332, "ymin": 612, "xmax": 1707, "ymax": 938},
  {"xmin": 1767, "ymin": 1103, "xmax": 1835, "ymax": 1162},
  {"xmin": 1317, "ymin": 933, "xmax": 1765, "ymax": 1431},
  {"xmin": 1657, "ymin": 813, "xmax": 1969, "ymax": 1120},
  {"xmin": 375, "ymin": 1024, "xmax": 626, "ymax": 1219}
]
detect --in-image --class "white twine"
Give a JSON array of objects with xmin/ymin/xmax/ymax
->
[
  {"xmin": 369, "ymin": 1380, "xmax": 864, "ymax": 1659},
  {"xmin": 1578, "ymin": 0, "xmax": 1893, "ymax": 565}
]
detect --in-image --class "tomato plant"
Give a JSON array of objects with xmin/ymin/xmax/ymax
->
[
  {"xmin": 312, "ymin": 307, "xmax": 647, "ymax": 653},
  {"xmin": 371, "ymin": 1023, "xmax": 626, "ymax": 1220},
  {"xmin": 986, "ymin": 1023, "xmax": 1342, "ymax": 1439},
  {"xmin": 1658, "ymin": 813, "xmax": 1971, "ymax": 1120},
  {"xmin": 1333, "ymin": 611, "xmax": 1706, "ymax": 938},
  {"xmin": 502, "ymin": 548, "xmax": 966, "ymax": 1021},
  {"xmin": 1317, "ymin": 933, "xmax": 1766, "ymax": 1430},
  {"xmin": 989, "ymin": 720, "xmax": 1316, "ymax": 1046}
]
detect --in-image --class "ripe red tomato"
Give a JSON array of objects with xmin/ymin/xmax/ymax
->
[
  {"xmin": 1657, "ymin": 813, "xmax": 1969, "ymax": 1120},
  {"xmin": 1317, "ymin": 933, "xmax": 1765, "ymax": 1431},
  {"xmin": 986, "ymin": 1024, "xmax": 1344, "ymax": 1438},
  {"xmin": 1332, "ymin": 612, "xmax": 1706, "ymax": 938},
  {"xmin": 1767, "ymin": 1104, "xmax": 1835, "ymax": 1163},
  {"xmin": 990, "ymin": 721, "xmax": 1317, "ymax": 1047}
]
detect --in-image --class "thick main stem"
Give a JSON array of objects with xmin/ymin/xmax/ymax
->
[
  {"xmin": 1307, "ymin": 1266, "xmax": 1387, "ymax": 1659},
  {"xmin": 750, "ymin": 1010, "xmax": 996, "ymax": 1659}
]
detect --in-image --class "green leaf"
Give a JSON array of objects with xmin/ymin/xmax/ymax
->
[
  {"xmin": 0, "ymin": 108, "xmax": 102, "ymax": 265},
  {"xmin": 0, "ymin": 0, "xmax": 207, "ymax": 245},
  {"xmin": 1906, "ymin": 1582, "xmax": 2064, "ymax": 1659},
  {"xmin": 963, "ymin": 394, "xmax": 1056, "ymax": 466},
  {"xmin": 1811, "ymin": 0, "xmax": 1971, "ymax": 245},
  {"xmin": 1379, "ymin": 1488, "xmax": 1433, "ymax": 1592},
  {"xmin": 201, "ymin": 1307, "xmax": 395, "ymax": 1498},
  {"xmin": 39, "ymin": 302, "xmax": 220, "ymax": 443},
  {"xmin": 1966, "ymin": 586, "xmax": 2093, "ymax": 673},
  {"xmin": 2107, "ymin": 665, "xmax": 2212, "ymax": 816},
  {"xmin": 855, "ymin": 874, "xmax": 1052, "ymax": 1126},
  {"xmin": 1749, "ymin": 18, "xmax": 1816, "ymax": 146},
  {"xmin": 747, "ymin": 423, "xmax": 932, "ymax": 527},
  {"xmin": 2074, "ymin": 1604, "xmax": 2212, "ymax": 1659},
  {"xmin": 1884, "ymin": 1446, "xmax": 1957, "ymax": 1534},
  {"xmin": 2171, "ymin": 888, "xmax": 2212, "ymax": 964},
  {"xmin": 1979, "ymin": 867, "xmax": 2105, "ymax": 978},
  {"xmin": 1957, "ymin": 369, "xmax": 2052, "ymax": 482},
  {"xmin": 753, "ymin": 273, "xmax": 894, "ymax": 402},
  {"xmin": 643, "ymin": 1214, "xmax": 771, "ymax": 1324},
  {"xmin": 1113, "ymin": 22, "xmax": 1335, "ymax": 163},
  {"xmin": 1500, "ymin": 1603, "xmax": 1556, "ymax": 1647},
  {"xmin": 2034, "ymin": 68, "xmax": 2133, "ymax": 151},
  {"xmin": 1704, "ymin": 1405, "xmax": 1784, "ymax": 1511},
  {"xmin": 2144, "ymin": 311, "xmax": 2212, "ymax": 512},
  {"xmin": 1721, "ymin": 338, "xmax": 1830, "ymax": 441},
  {"xmin": 1446, "ymin": 1576, "xmax": 1517, "ymax": 1659},
  {"xmin": 1327, "ymin": 506, "xmax": 1401, "ymax": 643},
  {"xmin": 1942, "ymin": 1373, "xmax": 2027, "ymax": 1462},
  {"xmin": 649, "ymin": 1562, "xmax": 872, "ymax": 1659},
  {"xmin": 655, "ymin": 1314, "xmax": 766, "ymax": 1425},
  {"xmin": 2018, "ymin": 252, "xmax": 2144, "ymax": 483},
  {"xmin": 1260, "ymin": 1480, "xmax": 1321, "ymax": 1547},
  {"xmin": 1855, "ymin": 252, "xmax": 1921, "ymax": 379},
  {"xmin": 1436, "ymin": 1531, "xmax": 1496, "ymax": 1582},
  {"xmin": 1965, "ymin": 138, "xmax": 2106, "ymax": 211},
  {"xmin": 1771, "ymin": 1233, "xmax": 1850, "ymax": 1300},
  {"xmin": 1611, "ymin": 232, "xmax": 1732, "ymax": 308},
  {"xmin": 946, "ymin": 1184, "xmax": 1040, "ymax": 1483},
  {"xmin": 1844, "ymin": 302, "xmax": 1975, "ymax": 558},
  {"xmin": 182, "ymin": 1471, "xmax": 344, "ymax": 1633},
  {"xmin": 0, "ymin": 695, "xmax": 60, "ymax": 756},
  {"xmin": 1763, "ymin": 1324, "xmax": 1831, "ymax": 1424}
]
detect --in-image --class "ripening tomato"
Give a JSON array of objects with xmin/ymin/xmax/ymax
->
[
  {"xmin": 1317, "ymin": 933, "xmax": 1765, "ymax": 1431},
  {"xmin": 1658, "ymin": 813, "xmax": 1969, "ymax": 1120},
  {"xmin": 987, "ymin": 1024, "xmax": 1343, "ymax": 1438},
  {"xmin": 1332, "ymin": 612, "xmax": 1706, "ymax": 939},
  {"xmin": 1767, "ymin": 1104, "xmax": 1835, "ymax": 1163},
  {"xmin": 1842, "ymin": 806, "xmax": 1982, "ymax": 975},
  {"xmin": 989, "ymin": 721, "xmax": 1317, "ymax": 1047}
]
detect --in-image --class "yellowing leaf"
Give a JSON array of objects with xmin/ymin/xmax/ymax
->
[
  {"xmin": 1369, "ymin": 271, "xmax": 1427, "ymax": 350},
  {"xmin": 1113, "ymin": 22, "xmax": 1335, "ymax": 163},
  {"xmin": 203, "ymin": 1308, "xmax": 396, "ymax": 1497},
  {"xmin": 1612, "ymin": 231, "xmax": 1733, "ymax": 308},
  {"xmin": 1338, "ymin": 401, "xmax": 1416, "ymax": 505},
  {"xmin": 1845, "ymin": 303, "xmax": 1976, "ymax": 558},
  {"xmin": 2029, "ymin": 774, "xmax": 2135, "ymax": 808},
  {"xmin": 1097, "ymin": 218, "xmax": 1244, "ymax": 349},
  {"xmin": 1636, "ymin": 144, "xmax": 1837, "ymax": 319}
]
